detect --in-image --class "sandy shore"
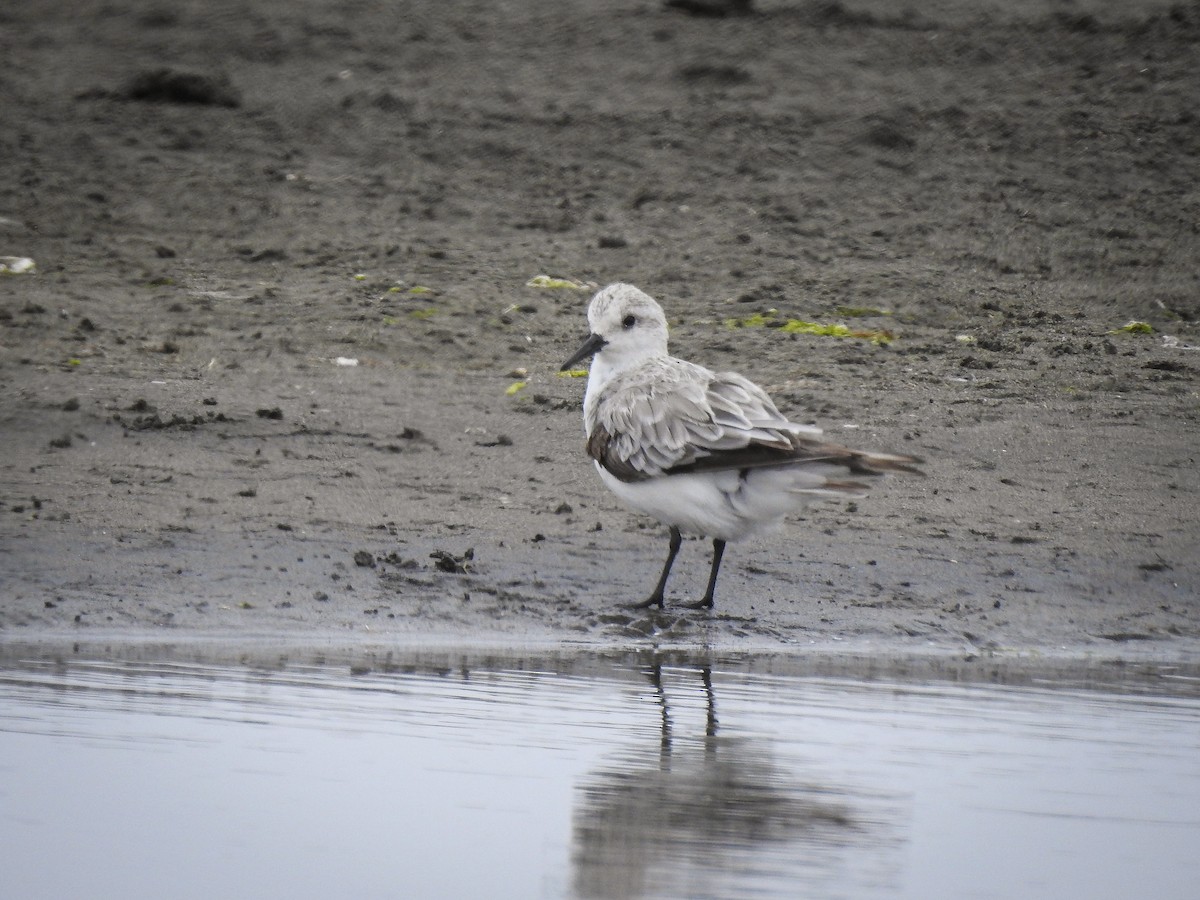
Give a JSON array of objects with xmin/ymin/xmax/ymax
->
[{"xmin": 2, "ymin": 0, "xmax": 1197, "ymax": 665}]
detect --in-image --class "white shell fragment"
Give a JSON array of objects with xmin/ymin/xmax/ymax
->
[{"xmin": 0, "ymin": 256, "xmax": 36, "ymax": 274}]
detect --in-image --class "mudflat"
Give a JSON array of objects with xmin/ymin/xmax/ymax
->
[{"xmin": 2, "ymin": 0, "xmax": 1197, "ymax": 662}]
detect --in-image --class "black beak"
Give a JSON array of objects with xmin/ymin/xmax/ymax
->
[{"xmin": 561, "ymin": 332, "xmax": 607, "ymax": 371}]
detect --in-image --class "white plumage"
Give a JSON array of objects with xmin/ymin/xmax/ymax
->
[{"xmin": 561, "ymin": 283, "xmax": 921, "ymax": 610}]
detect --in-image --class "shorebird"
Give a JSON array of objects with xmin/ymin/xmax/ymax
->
[{"xmin": 561, "ymin": 283, "xmax": 921, "ymax": 610}]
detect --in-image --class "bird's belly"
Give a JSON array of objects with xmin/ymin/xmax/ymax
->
[{"xmin": 596, "ymin": 464, "xmax": 790, "ymax": 542}]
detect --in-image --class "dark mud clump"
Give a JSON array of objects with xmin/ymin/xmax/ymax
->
[{"xmin": 120, "ymin": 69, "xmax": 241, "ymax": 107}]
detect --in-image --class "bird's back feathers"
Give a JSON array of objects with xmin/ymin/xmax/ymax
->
[{"xmin": 586, "ymin": 354, "xmax": 921, "ymax": 486}]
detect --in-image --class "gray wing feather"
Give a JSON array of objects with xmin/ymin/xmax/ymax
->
[{"xmin": 589, "ymin": 358, "xmax": 808, "ymax": 480}]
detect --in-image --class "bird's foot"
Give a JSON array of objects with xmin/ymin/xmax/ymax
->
[{"xmin": 681, "ymin": 596, "xmax": 714, "ymax": 611}]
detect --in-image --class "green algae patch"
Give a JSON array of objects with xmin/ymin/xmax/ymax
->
[
  {"xmin": 1110, "ymin": 321, "xmax": 1153, "ymax": 335},
  {"xmin": 724, "ymin": 310, "xmax": 893, "ymax": 344},
  {"xmin": 526, "ymin": 275, "xmax": 593, "ymax": 290},
  {"xmin": 723, "ymin": 311, "xmax": 777, "ymax": 329}
]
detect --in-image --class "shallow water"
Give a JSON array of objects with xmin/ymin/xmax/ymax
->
[{"xmin": 1, "ymin": 648, "xmax": 1198, "ymax": 900}]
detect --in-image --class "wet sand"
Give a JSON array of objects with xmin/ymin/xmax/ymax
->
[{"xmin": 2, "ymin": 0, "xmax": 1198, "ymax": 664}]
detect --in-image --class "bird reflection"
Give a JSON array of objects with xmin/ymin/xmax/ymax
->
[{"xmin": 571, "ymin": 658, "xmax": 881, "ymax": 899}]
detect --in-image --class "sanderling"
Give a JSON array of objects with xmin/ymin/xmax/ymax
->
[{"xmin": 561, "ymin": 283, "xmax": 922, "ymax": 610}]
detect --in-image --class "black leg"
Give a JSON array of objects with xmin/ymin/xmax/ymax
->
[
  {"xmin": 684, "ymin": 538, "xmax": 725, "ymax": 610},
  {"xmin": 630, "ymin": 526, "xmax": 682, "ymax": 609}
]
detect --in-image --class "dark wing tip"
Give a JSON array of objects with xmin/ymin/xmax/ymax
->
[{"xmin": 853, "ymin": 452, "xmax": 924, "ymax": 477}]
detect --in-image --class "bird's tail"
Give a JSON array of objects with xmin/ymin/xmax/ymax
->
[{"xmin": 845, "ymin": 448, "xmax": 924, "ymax": 477}]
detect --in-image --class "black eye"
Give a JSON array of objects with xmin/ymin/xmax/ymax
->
[{"xmin": 621, "ymin": 315, "xmax": 636, "ymax": 329}]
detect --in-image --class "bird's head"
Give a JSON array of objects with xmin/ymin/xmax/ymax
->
[{"xmin": 561, "ymin": 283, "xmax": 669, "ymax": 372}]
